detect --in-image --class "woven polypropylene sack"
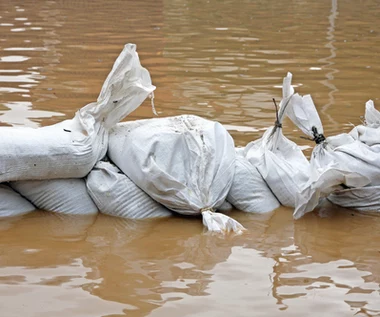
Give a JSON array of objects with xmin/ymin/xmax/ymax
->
[
  {"xmin": 10, "ymin": 179, "xmax": 98, "ymax": 215},
  {"xmin": 0, "ymin": 44, "xmax": 155, "ymax": 182},
  {"xmin": 86, "ymin": 161, "xmax": 171, "ymax": 219},
  {"xmin": 108, "ymin": 115, "xmax": 245, "ymax": 234},
  {"xmin": 242, "ymin": 74, "xmax": 310, "ymax": 207},
  {"xmin": 328, "ymin": 185, "xmax": 380, "ymax": 213},
  {"xmin": 0, "ymin": 184, "xmax": 35, "ymax": 217},
  {"xmin": 227, "ymin": 156, "xmax": 280, "ymax": 213}
]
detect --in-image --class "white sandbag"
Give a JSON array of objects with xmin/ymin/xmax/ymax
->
[
  {"xmin": 349, "ymin": 101, "xmax": 380, "ymax": 146},
  {"xmin": 242, "ymin": 73, "xmax": 310, "ymax": 207},
  {"xmin": 108, "ymin": 115, "xmax": 245, "ymax": 234},
  {"xmin": 0, "ymin": 43, "xmax": 155, "ymax": 182},
  {"xmin": 10, "ymin": 179, "xmax": 98, "ymax": 215},
  {"xmin": 86, "ymin": 161, "xmax": 171, "ymax": 219},
  {"xmin": 364, "ymin": 99, "xmax": 380, "ymax": 128},
  {"xmin": 328, "ymin": 185, "xmax": 380, "ymax": 213},
  {"xmin": 349, "ymin": 125, "xmax": 380, "ymax": 146},
  {"xmin": 284, "ymin": 85, "xmax": 372, "ymax": 218},
  {"xmin": 0, "ymin": 184, "xmax": 36, "ymax": 217},
  {"xmin": 293, "ymin": 166, "xmax": 370, "ymax": 219},
  {"xmin": 227, "ymin": 156, "xmax": 280, "ymax": 213},
  {"xmin": 217, "ymin": 201, "xmax": 234, "ymax": 213}
]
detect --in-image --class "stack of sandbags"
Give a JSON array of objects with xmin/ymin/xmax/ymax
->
[
  {"xmin": 86, "ymin": 161, "xmax": 172, "ymax": 219},
  {"xmin": 0, "ymin": 43, "xmax": 155, "ymax": 217},
  {"xmin": 108, "ymin": 115, "xmax": 245, "ymax": 233}
]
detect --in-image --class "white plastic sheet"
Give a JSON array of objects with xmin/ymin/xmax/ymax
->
[
  {"xmin": 10, "ymin": 179, "xmax": 98, "ymax": 215},
  {"xmin": 0, "ymin": 43, "xmax": 155, "ymax": 182},
  {"xmin": 227, "ymin": 156, "xmax": 280, "ymax": 213},
  {"xmin": 0, "ymin": 184, "xmax": 35, "ymax": 217},
  {"xmin": 108, "ymin": 115, "xmax": 245, "ymax": 234},
  {"xmin": 86, "ymin": 161, "xmax": 172, "ymax": 219}
]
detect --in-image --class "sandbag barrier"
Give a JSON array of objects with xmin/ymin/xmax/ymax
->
[{"xmin": 1, "ymin": 50, "xmax": 380, "ymax": 231}]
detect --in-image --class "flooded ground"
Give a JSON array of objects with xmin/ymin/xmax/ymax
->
[{"xmin": 0, "ymin": 0, "xmax": 380, "ymax": 316}]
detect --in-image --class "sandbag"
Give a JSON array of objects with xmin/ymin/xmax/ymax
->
[
  {"xmin": 86, "ymin": 161, "xmax": 172, "ymax": 219},
  {"xmin": 364, "ymin": 99, "xmax": 380, "ymax": 128},
  {"xmin": 284, "ymin": 84, "xmax": 371, "ymax": 218},
  {"xmin": 10, "ymin": 179, "xmax": 98, "ymax": 215},
  {"xmin": 241, "ymin": 73, "xmax": 310, "ymax": 207},
  {"xmin": 349, "ymin": 101, "xmax": 380, "ymax": 146},
  {"xmin": 328, "ymin": 185, "xmax": 380, "ymax": 213},
  {"xmin": 0, "ymin": 43, "xmax": 155, "ymax": 182},
  {"xmin": 293, "ymin": 167, "xmax": 369, "ymax": 219},
  {"xmin": 0, "ymin": 184, "xmax": 36, "ymax": 217},
  {"xmin": 108, "ymin": 115, "xmax": 245, "ymax": 234},
  {"xmin": 217, "ymin": 201, "xmax": 234, "ymax": 212},
  {"xmin": 227, "ymin": 156, "xmax": 280, "ymax": 213}
]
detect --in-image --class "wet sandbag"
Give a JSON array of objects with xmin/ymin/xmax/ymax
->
[
  {"xmin": 227, "ymin": 156, "xmax": 280, "ymax": 213},
  {"xmin": 242, "ymin": 73, "xmax": 310, "ymax": 207},
  {"xmin": 108, "ymin": 115, "xmax": 245, "ymax": 234},
  {"xmin": 363, "ymin": 99, "xmax": 380, "ymax": 128},
  {"xmin": 284, "ymin": 83, "xmax": 371, "ymax": 218},
  {"xmin": 0, "ymin": 44, "xmax": 155, "ymax": 182},
  {"xmin": 328, "ymin": 185, "xmax": 380, "ymax": 213},
  {"xmin": 293, "ymin": 167, "xmax": 369, "ymax": 219},
  {"xmin": 10, "ymin": 179, "xmax": 98, "ymax": 215},
  {"xmin": 86, "ymin": 161, "xmax": 171, "ymax": 219},
  {"xmin": 0, "ymin": 184, "xmax": 36, "ymax": 217},
  {"xmin": 349, "ymin": 100, "xmax": 380, "ymax": 146},
  {"xmin": 289, "ymin": 96, "xmax": 380, "ymax": 185}
]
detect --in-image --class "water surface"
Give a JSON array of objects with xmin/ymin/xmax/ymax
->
[{"xmin": 1, "ymin": 0, "xmax": 380, "ymax": 316}]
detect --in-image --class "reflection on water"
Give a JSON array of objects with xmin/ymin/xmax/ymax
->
[
  {"xmin": 319, "ymin": 0, "xmax": 339, "ymax": 129},
  {"xmin": 1, "ymin": 211, "xmax": 379, "ymax": 316},
  {"xmin": 0, "ymin": 101, "xmax": 64, "ymax": 127},
  {"xmin": 1, "ymin": 0, "xmax": 380, "ymax": 316}
]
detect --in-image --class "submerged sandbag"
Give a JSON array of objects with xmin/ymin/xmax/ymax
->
[
  {"xmin": 293, "ymin": 168, "xmax": 369, "ymax": 219},
  {"xmin": 10, "ymin": 179, "xmax": 98, "ymax": 215},
  {"xmin": 227, "ymin": 156, "xmax": 280, "ymax": 213},
  {"xmin": 0, "ymin": 44, "xmax": 155, "ymax": 182},
  {"xmin": 86, "ymin": 161, "xmax": 171, "ymax": 219},
  {"xmin": 241, "ymin": 73, "xmax": 310, "ymax": 207},
  {"xmin": 108, "ymin": 115, "xmax": 245, "ymax": 234},
  {"xmin": 349, "ymin": 101, "xmax": 380, "ymax": 146},
  {"xmin": 284, "ymin": 83, "xmax": 371, "ymax": 219},
  {"xmin": 0, "ymin": 184, "xmax": 36, "ymax": 217},
  {"xmin": 328, "ymin": 185, "xmax": 380, "ymax": 213}
]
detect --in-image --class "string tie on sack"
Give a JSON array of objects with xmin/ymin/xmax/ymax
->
[{"xmin": 311, "ymin": 126, "xmax": 326, "ymax": 144}]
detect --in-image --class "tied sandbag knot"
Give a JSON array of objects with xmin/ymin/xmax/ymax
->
[
  {"xmin": 272, "ymin": 98, "xmax": 283, "ymax": 129},
  {"xmin": 200, "ymin": 207, "xmax": 215, "ymax": 213},
  {"xmin": 275, "ymin": 121, "xmax": 282, "ymax": 129},
  {"xmin": 312, "ymin": 126, "xmax": 326, "ymax": 144}
]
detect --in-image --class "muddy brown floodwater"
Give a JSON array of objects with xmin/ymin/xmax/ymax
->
[{"xmin": 0, "ymin": 0, "xmax": 380, "ymax": 316}]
